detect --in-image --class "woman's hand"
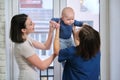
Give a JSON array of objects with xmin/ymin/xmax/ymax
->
[{"xmin": 49, "ymin": 21, "xmax": 60, "ymax": 32}]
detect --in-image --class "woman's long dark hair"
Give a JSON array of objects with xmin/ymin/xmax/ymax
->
[
  {"xmin": 76, "ymin": 25, "xmax": 100, "ymax": 60},
  {"xmin": 10, "ymin": 14, "xmax": 28, "ymax": 43}
]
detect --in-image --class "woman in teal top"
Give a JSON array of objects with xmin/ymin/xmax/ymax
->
[{"xmin": 54, "ymin": 24, "xmax": 101, "ymax": 80}]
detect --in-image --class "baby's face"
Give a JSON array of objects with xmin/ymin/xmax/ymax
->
[{"xmin": 62, "ymin": 12, "xmax": 74, "ymax": 25}]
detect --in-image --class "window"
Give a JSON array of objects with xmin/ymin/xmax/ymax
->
[
  {"xmin": 19, "ymin": 0, "xmax": 54, "ymax": 80},
  {"xmin": 67, "ymin": 0, "xmax": 100, "ymax": 31}
]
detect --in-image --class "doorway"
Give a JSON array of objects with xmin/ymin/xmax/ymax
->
[{"xmin": 6, "ymin": 0, "xmax": 100, "ymax": 80}]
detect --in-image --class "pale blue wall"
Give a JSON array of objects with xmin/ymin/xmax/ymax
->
[{"xmin": 110, "ymin": 0, "xmax": 120, "ymax": 80}]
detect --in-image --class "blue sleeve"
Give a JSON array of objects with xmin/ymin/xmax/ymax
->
[
  {"xmin": 58, "ymin": 47, "xmax": 75, "ymax": 62},
  {"xmin": 74, "ymin": 20, "xmax": 83, "ymax": 27},
  {"xmin": 51, "ymin": 18, "xmax": 60, "ymax": 23}
]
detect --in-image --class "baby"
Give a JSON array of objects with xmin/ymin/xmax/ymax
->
[{"xmin": 51, "ymin": 7, "xmax": 84, "ymax": 49}]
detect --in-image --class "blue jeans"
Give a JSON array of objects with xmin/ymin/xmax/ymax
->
[
  {"xmin": 60, "ymin": 37, "xmax": 74, "ymax": 49},
  {"xmin": 60, "ymin": 37, "xmax": 74, "ymax": 67}
]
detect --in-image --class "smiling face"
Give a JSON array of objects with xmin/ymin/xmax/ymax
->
[
  {"xmin": 25, "ymin": 17, "xmax": 35, "ymax": 34},
  {"xmin": 62, "ymin": 12, "xmax": 74, "ymax": 25},
  {"xmin": 61, "ymin": 7, "xmax": 75, "ymax": 25},
  {"xmin": 22, "ymin": 17, "xmax": 35, "ymax": 35}
]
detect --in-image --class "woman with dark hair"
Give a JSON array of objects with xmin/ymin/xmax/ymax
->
[
  {"xmin": 54, "ymin": 24, "xmax": 101, "ymax": 80},
  {"xmin": 10, "ymin": 14, "xmax": 59, "ymax": 80}
]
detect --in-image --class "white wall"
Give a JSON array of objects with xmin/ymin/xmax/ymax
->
[
  {"xmin": 100, "ymin": 0, "xmax": 120, "ymax": 80},
  {"xmin": 100, "ymin": 0, "xmax": 110, "ymax": 80},
  {"xmin": 0, "ymin": 0, "xmax": 6, "ymax": 79},
  {"xmin": 110, "ymin": 0, "xmax": 120, "ymax": 80}
]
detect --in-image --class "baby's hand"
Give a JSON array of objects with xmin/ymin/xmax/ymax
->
[{"xmin": 50, "ymin": 20, "xmax": 60, "ymax": 28}]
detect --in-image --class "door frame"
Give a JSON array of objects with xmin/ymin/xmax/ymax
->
[{"xmin": 5, "ymin": 0, "xmax": 110, "ymax": 80}]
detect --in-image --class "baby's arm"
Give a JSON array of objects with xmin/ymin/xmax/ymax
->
[
  {"xmin": 74, "ymin": 20, "xmax": 83, "ymax": 27},
  {"xmin": 74, "ymin": 20, "xmax": 90, "ymax": 27},
  {"xmin": 51, "ymin": 18, "xmax": 60, "ymax": 23}
]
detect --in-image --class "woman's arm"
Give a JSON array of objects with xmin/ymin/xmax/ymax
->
[
  {"xmin": 54, "ymin": 26, "xmax": 60, "ymax": 54},
  {"xmin": 32, "ymin": 21, "xmax": 57, "ymax": 50},
  {"xmin": 27, "ymin": 53, "xmax": 57, "ymax": 70},
  {"xmin": 72, "ymin": 26, "xmax": 80, "ymax": 46},
  {"xmin": 26, "ymin": 21, "xmax": 60, "ymax": 70}
]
